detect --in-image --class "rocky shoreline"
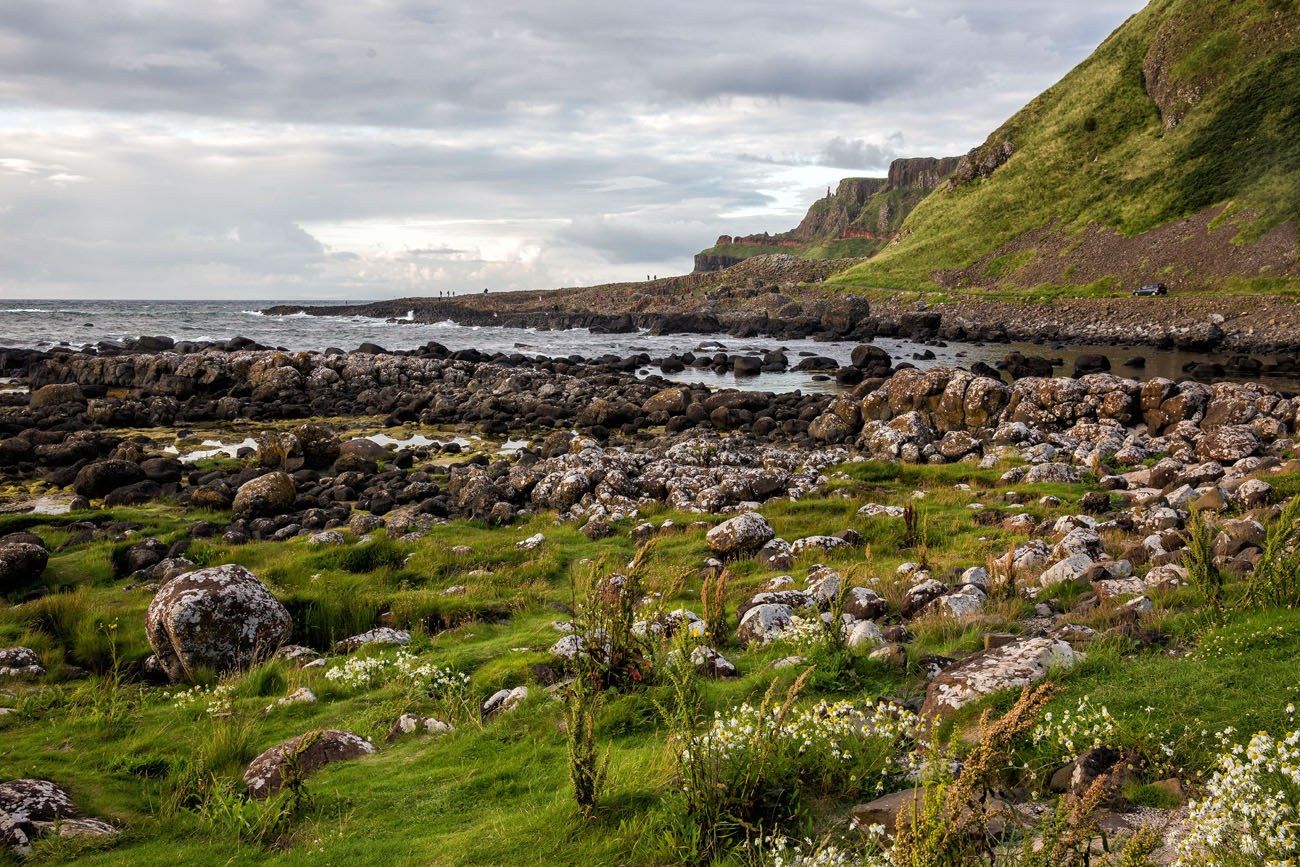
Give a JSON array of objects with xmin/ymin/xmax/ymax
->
[
  {"xmin": 1, "ymin": 339, "xmax": 1295, "ymax": 540},
  {"xmin": 259, "ymin": 255, "xmax": 1300, "ymax": 355}
]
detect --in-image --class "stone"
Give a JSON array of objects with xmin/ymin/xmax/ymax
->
[
  {"xmin": 900, "ymin": 578, "xmax": 948, "ymax": 618},
  {"xmin": 482, "ymin": 686, "xmax": 529, "ymax": 717},
  {"xmin": 145, "ymin": 564, "xmax": 291, "ymax": 682},
  {"xmin": 231, "ymin": 472, "xmax": 296, "ymax": 519},
  {"xmin": 843, "ymin": 586, "xmax": 888, "ymax": 621},
  {"xmin": 1039, "ymin": 554, "xmax": 1095, "ymax": 587},
  {"xmin": 1050, "ymin": 746, "xmax": 1122, "ymax": 796},
  {"xmin": 1197, "ymin": 425, "xmax": 1259, "ymax": 462},
  {"xmin": 266, "ymin": 687, "xmax": 317, "ymax": 712},
  {"xmin": 1025, "ymin": 463, "xmax": 1081, "ymax": 484},
  {"xmin": 736, "ymin": 603, "xmax": 794, "ymax": 644},
  {"xmin": 387, "ymin": 714, "xmax": 452, "ymax": 742},
  {"xmin": 0, "ymin": 543, "xmax": 49, "ymax": 593},
  {"xmin": 72, "ymin": 459, "xmax": 146, "ymax": 498},
  {"xmin": 690, "ymin": 645, "xmax": 738, "ymax": 678},
  {"xmin": 244, "ymin": 729, "xmax": 376, "ymax": 799},
  {"xmin": 28, "ymin": 382, "xmax": 85, "ymax": 410},
  {"xmin": 334, "ymin": 627, "xmax": 410, "ymax": 653},
  {"xmin": 790, "ymin": 535, "xmax": 849, "ymax": 557},
  {"xmin": 516, "ymin": 533, "xmax": 545, "ymax": 551},
  {"xmin": 706, "ymin": 512, "xmax": 775, "ymax": 558},
  {"xmin": 921, "ymin": 637, "xmax": 1081, "ymax": 718},
  {"xmin": 845, "ymin": 619, "xmax": 884, "ymax": 649}
]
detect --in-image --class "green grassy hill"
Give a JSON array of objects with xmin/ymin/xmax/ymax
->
[{"xmin": 831, "ymin": 0, "xmax": 1300, "ymax": 294}]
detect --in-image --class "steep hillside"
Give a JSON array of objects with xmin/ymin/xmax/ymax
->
[
  {"xmin": 694, "ymin": 156, "xmax": 959, "ymax": 272},
  {"xmin": 831, "ymin": 0, "xmax": 1300, "ymax": 294}
]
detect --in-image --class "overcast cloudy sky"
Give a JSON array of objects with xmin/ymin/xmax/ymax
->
[{"xmin": 0, "ymin": 1, "xmax": 1145, "ymax": 300}]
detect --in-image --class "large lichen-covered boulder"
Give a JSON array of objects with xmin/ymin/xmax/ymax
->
[
  {"xmin": 706, "ymin": 512, "xmax": 775, "ymax": 558},
  {"xmin": 145, "ymin": 565, "xmax": 291, "ymax": 682},
  {"xmin": 231, "ymin": 471, "xmax": 296, "ymax": 519},
  {"xmin": 244, "ymin": 729, "xmax": 376, "ymax": 799},
  {"xmin": 0, "ymin": 779, "xmax": 79, "ymax": 858},
  {"xmin": 0, "ymin": 779, "xmax": 77, "ymax": 821},
  {"xmin": 921, "ymin": 637, "xmax": 1081, "ymax": 719},
  {"xmin": 0, "ymin": 543, "xmax": 49, "ymax": 594}
]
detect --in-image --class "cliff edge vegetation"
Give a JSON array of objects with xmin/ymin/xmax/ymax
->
[{"xmin": 829, "ymin": 0, "xmax": 1300, "ymax": 295}]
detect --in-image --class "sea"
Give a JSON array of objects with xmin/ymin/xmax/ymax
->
[{"xmin": 0, "ymin": 299, "xmax": 1294, "ymax": 394}]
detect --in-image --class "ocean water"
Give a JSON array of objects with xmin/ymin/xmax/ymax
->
[{"xmin": 0, "ymin": 299, "xmax": 1294, "ymax": 394}]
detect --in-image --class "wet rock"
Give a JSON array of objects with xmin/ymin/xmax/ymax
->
[
  {"xmin": 244, "ymin": 729, "xmax": 376, "ymax": 799},
  {"xmin": 145, "ymin": 564, "xmax": 292, "ymax": 682}
]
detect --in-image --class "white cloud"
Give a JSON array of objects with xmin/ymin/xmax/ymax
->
[{"xmin": 0, "ymin": 0, "xmax": 1146, "ymax": 299}]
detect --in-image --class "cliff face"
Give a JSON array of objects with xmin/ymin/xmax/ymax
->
[{"xmin": 696, "ymin": 155, "xmax": 960, "ymax": 272}]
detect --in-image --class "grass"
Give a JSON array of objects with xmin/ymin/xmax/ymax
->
[
  {"xmin": 2, "ymin": 454, "xmax": 1299, "ymax": 864},
  {"xmin": 829, "ymin": 0, "xmax": 1300, "ymax": 295}
]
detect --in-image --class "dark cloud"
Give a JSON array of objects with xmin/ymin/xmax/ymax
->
[{"xmin": 0, "ymin": 1, "xmax": 1146, "ymax": 298}]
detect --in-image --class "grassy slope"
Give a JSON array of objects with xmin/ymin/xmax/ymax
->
[
  {"xmin": 696, "ymin": 237, "xmax": 884, "ymax": 264},
  {"xmin": 831, "ymin": 0, "xmax": 1300, "ymax": 293},
  {"xmin": 3, "ymin": 452, "xmax": 1300, "ymax": 864}
]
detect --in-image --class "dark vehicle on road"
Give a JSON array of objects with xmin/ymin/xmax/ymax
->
[{"xmin": 1132, "ymin": 282, "xmax": 1169, "ymax": 296}]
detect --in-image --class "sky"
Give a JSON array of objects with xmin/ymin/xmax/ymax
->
[{"xmin": 0, "ymin": 1, "xmax": 1146, "ymax": 300}]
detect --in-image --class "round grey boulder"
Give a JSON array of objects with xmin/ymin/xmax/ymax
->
[
  {"xmin": 145, "ymin": 564, "xmax": 291, "ymax": 682},
  {"xmin": 706, "ymin": 512, "xmax": 775, "ymax": 558}
]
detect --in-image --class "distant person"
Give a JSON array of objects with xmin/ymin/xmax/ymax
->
[{"xmin": 483, "ymin": 288, "xmax": 488, "ymax": 294}]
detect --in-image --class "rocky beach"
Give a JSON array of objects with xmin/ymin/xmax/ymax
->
[{"xmin": 3, "ymin": 324, "xmax": 1300, "ymax": 862}]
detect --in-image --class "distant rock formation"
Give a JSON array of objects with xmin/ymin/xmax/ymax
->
[{"xmin": 695, "ymin": 156, "xmax": 960, "ymax": 272}]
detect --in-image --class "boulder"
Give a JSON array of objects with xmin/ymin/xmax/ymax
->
[
  {"xmin": 0, "ymin": 780, "xmax": 78, "ymax": 854},
  {"xmin": 72, "ymin": 459, "xmax": 145, "ymax": 498},
  {"xmin": 643, "ymin": 386, "xmax": 691, "ymax": 415},
  {"xmin": 706, "ymin": 512, "xmax": 775, "ymax": 558},
  {"xmin": 736, "ymin": 603, "xmax": 794, "ymax": 644},
  {"xmin": 921, "ymin": 637, "xmax": 1081, "ymax": 718},
  {"xmin": 244, "ymin": 729, "xmax": 376, "ymax": 799},
  {"xmin": 28, "ymin": 383, "xmax": 86, "ymax": 410},
  {"xmin": 232, "ymin": 472, "xmax": 296, "ymax": 519},
  {"xmin": 334, "ymin": 627, "xmax": 410, "ymax": 653},
  {"xmin": 0, "ymin": 543, "xmax": 49, "ymax": 593},
  {"xmin": 483, "ymin": 686, "xmax": 529, "ymax": 717},
  {"xmin": 145, "ymin": 564, "xmax": 292, "ymax": 682},
  {"xmin": 293, "ymin": 423, "xmax": 341, "ymax": 469},
  {"xmin": 1197, "ymin": 425, "xmax": 1259, "ymax": 462},
  {"xmin": 690, "ymin": 645, "xmax": 738, "ymax": 678}
]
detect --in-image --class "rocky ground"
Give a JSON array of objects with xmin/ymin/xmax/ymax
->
[
  {"xmin": 2, "ymin": 339, "xmax": 1300, "ymax": 864},
  {"xmin": 261, "ymin": 254, "xmax": 1300, "ymax": 354}
]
